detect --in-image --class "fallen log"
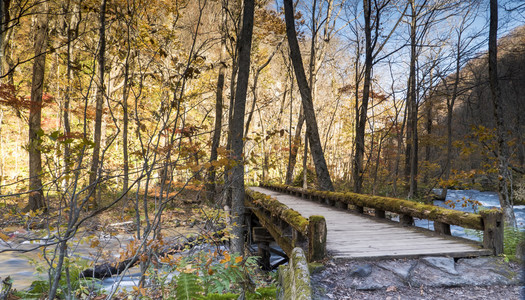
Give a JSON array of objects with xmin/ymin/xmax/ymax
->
[{"xmin": 81, "ymin": 230, "xmax": 225, "ymax": 279}]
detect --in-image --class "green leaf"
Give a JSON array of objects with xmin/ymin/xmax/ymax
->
[{"xmin": 175, "ymin": 272, "xmax": 202, "ymax": 300}]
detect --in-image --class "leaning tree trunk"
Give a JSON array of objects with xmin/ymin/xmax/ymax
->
[
  {"xmin": 89, "ymin": 0, "xmax": 107, "ymax": 209},
  {"xmin": 26, "ymin": 0, "xmax": 49, "ymax": 212},
  {"xmin": 283, "ymin": 0, "xmax": 334, "ymax": 191},
  {"xmin": 230, "ymin": 0, "xmax": 254, "ymax": 254},
  {"xmin": 488, "ymin": 0, "xmax": 515, "ymax": 226}
]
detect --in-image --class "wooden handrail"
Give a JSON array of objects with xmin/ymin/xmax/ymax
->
[
  {"xmin": 262, "ymin": 183, "xmax": 503, "ymax": 255},
  {"xmin": 245, "ymin": 188, "xmax": 327, "ymax": 261}
]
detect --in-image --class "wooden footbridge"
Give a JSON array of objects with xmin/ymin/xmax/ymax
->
[{"xmin": 245, "ymin": 184, "xmax": 503, "ymax": 262}]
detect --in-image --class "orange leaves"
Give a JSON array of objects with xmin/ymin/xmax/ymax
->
[
  {"xmin": 219, "ymin": 251, "xmax": 231, "ymax": 264},
  {"xmin": 90, "ymin": 238, "xmax": 100, "ymax": 248},
  {"xmin": 445, "ymin": 197, "xmax": 482, "ymax": 211},
  {"xmin": 132, "ymin": 284, "xmax": 147, "ymax": 297},
  {"xmin": 0, "ymin": 231, "xmax": 9, "ymax": 242}
]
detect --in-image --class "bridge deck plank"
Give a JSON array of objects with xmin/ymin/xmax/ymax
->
[{"xmin": 250, "ymin": 187, "xmax": 490, "ymax": 259}]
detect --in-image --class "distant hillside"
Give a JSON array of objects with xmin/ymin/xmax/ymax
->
[{"xmin": 428, "ymin": 25, "xmax": 525, "ymax": 187}]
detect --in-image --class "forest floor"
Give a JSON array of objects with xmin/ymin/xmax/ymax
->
[
  {"xmin": 0, "ymin": 188, "xmax": 229, "ymax": 290},
  {"xmin": 317, "ymin": 284, "xmax": 524, "ymax": 300}
]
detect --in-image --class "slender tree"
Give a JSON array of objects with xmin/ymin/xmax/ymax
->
[
  {"xmin": 489, "ymin": 0, "xmax": 516, "ymax": 226},
  {"xmin": 405, "ymin": 0, "xmax": 418, "ymax": 198},
  {"xmin": 230, "ymin": 0, "xmax": 254, "ymax": 253},
  {"xmin": 26, "ymin": 0, "xmax": 49, "ymax": 212},
  {"xmin": 0, "ymin": 0, "xmax": 11, "ymax": 75},
  {"xmin": 89, "ymin": 0, "xmax": 107, "ymax": 208},
  {"xmin": 207, "ymin": 0, "xmax": 228, "ymax": 202}
]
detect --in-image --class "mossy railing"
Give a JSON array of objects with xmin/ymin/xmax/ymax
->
[
  {"xmin": 262, "ymin": 183, "xmax": 503, "ymax": 255},
  {"xmin": 277, "ymin": 248, "xmax": 312, "ymax": 300},
  {"xmin": 245, "ymin": 188, "xmax": 326, "ymax": 261}
]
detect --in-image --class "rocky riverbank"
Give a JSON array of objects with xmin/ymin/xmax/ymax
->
[{"xmin": 311, "ymin": 256, "xmax": 524, "ymax": 299}]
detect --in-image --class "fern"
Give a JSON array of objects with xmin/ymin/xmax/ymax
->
[{"xmin": 175, "ymin": 272, "xmax": 203, "ymax": 300}]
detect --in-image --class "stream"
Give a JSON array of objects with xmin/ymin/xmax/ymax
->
[{"xmin": 413, "ymin": 189, "xmax": 525, "ymax": 240}]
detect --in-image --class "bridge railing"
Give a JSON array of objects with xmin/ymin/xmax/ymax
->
[
  {"xmin": 261, "ymin": 183, "xmax": 503, "ymax": 255},
  {"xmin": 245, "ymin": 188, "xmax": 327, "ymax": 262}
]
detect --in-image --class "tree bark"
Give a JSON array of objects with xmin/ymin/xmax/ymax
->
[
  {"xmin": 230, "ymin": 0, "xmax": 254, "ymax": 254},
  {"xmin": 440, "ymin": 45, "xmax": 461, "ymax": 200},
  {"xmin": 26, "ymin": 0, "xmax": 49, "ymax": 212},
  {"xmin": 0, "ymin": 0, "xmax": 11, "ymax": 76},
  {"xmin": 285, "ymin": 107, "xmax": 304, "ymax": 185},
  {"xmin": 406, "ymin": 0, "xmax": 418, "ymax": 198},
  {"xmin": 352, "ymin": 0, "xmax": 373, "ymax": 194},
  {"xmin": 489, "ymin": 0, "xmax": 515, "ymax": 226},
  {"xmin": 207, "ymin": 0, "xmax": 227, "ymax": 202},
  {"xmin": 89, "ymin": 0, "xmax": 107, "ymax": 208},
  {"xmin": 122, "ymin": 13, "xmax": 132, "ymax": 204},
  {"xmin": 63, "ymin": 0, "xmax": 80, "ymax": 191},
  {"xmin": 283, "ymin": 0, "xmax": 334, "ymax": 191}
]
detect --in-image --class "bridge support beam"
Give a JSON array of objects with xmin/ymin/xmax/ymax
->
[
  {"xmin": 400, "ymin": 214, "xmax": 414, "ymax": 226},
  {"xmin": 375, "ymin": 209, "xmax": 386, "ymax": 219}
]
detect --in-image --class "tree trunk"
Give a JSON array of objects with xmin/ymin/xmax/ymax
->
[
  {"xmin": 352, "ymin": 0, "xmax": 373, "ymax": 194},
  {"xmin": 406, "ymin": 0, "xmax": 418, "ymax": 198},
  {"xmin": 489, "ymin": 0, "xmax": 515, "ymax": 226},
  {"xmin": 0, "ymin": 0, "xmax": 11, "ymax": 76},
  {"xmin": 424, "ymin": 100, "xmax": 432, "ymax": 185},
  {"xmin": 26, "ymin": 0, "xmax": 49, "ymax": 212},
  {"xmin": 63, "ymin": 1, "xmax": 79, "ymax": 191},
  {"xmin": 122, "ymin": 16, "xmax": 132, "ymax": 204},
  {"xmin": 230, "ymin": 0, "xmax": 254, "ymax": 254},
  {"xmin": 393, "ymin": 102, "xmax": 407, "ymax": 196},
  {"xmin": 207, "ymin": 0, "xmax": 227, "ymax": 202},
  {"xmin": 285, "ymin": 107, "xmax": 304, "ymax": 185},
  {"xmin": 89, "ymin": 0, "xmax": 107, "ymax": 209},
  {"xmin": 440, "ymin": 29, "xmax": 464, "ymax": 200},
  {"xmin": 283, "ymin": 0, "xmax": 334, "ymax": 191}
]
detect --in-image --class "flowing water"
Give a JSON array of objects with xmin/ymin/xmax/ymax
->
[{"xmin": 414, "ymin": 189, "xmax": 525, "ymax": 240}]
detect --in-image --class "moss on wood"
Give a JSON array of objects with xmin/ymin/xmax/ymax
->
[
  {"xmin": 264, "ymin": 183, "xmax": 484, "ymax": 230},
  {"xmin": 246, "ymin": 188, "xmax": 309, "ymax": 235}
]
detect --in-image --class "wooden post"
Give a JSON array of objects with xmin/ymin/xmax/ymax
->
[
  {"xmin": 308, "ymin": 215, "xmax": 326, "ymax": 262},
  {"xmin": 400, "ymin": 214, "xmax": 414, "ymax": 226},
  {"xmin": 434, "ymin": 221, "xmax": 451, "ymax": 235},
  {"xmin": 335, "ymin": 200, "xmax": 346, "ymax": 209},
  {"xmin": 375, "ymin": 209, "xmax": 386, "ymax": 219},
  {"xmin": 481, "ymin": 209, "xmax": 504, "ymax": 255}
]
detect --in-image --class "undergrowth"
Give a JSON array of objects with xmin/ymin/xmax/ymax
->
[{"xmin": 503, "ymin": 226, "xmax": 525, "ymax": 261}]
